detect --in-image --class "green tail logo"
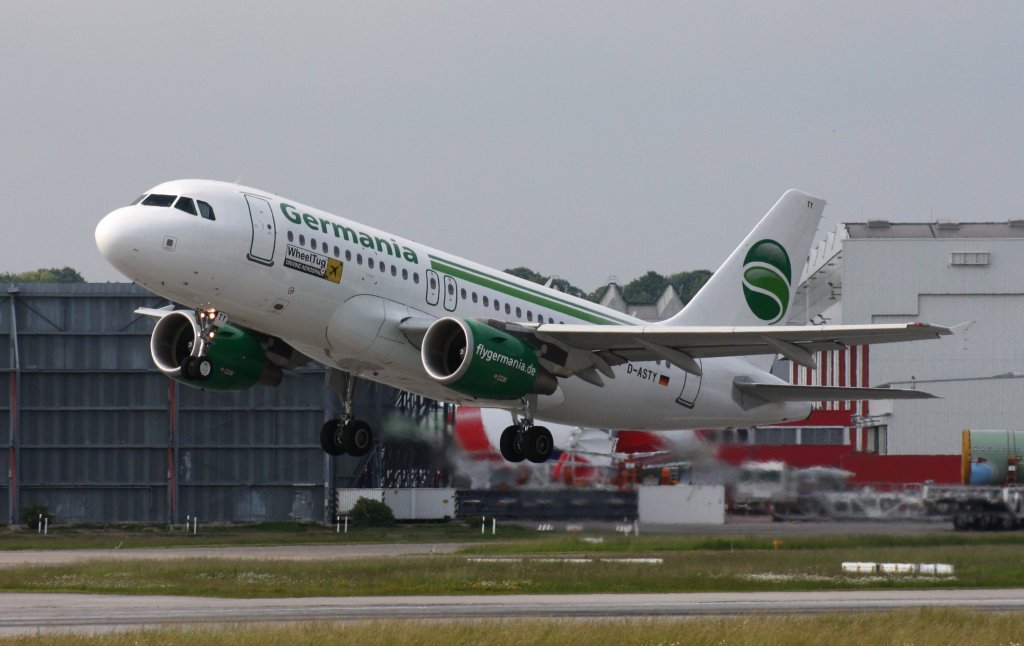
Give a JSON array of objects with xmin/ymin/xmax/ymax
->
[{"xmin": 742, "ymin": 239, "xmax": 792, "ymax": 324}]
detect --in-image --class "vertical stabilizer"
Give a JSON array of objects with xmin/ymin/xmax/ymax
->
[{"xmin": 666, "ymin": 189, "xmax": 825, "ymax": 327}]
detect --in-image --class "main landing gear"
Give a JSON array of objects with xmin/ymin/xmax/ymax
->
[
  {"xmin": 320, "ymin": 370, "xmax": 375, "ymax": 457},
  {"xmin": 499, "ymin": 400, "xmax": 553, "ymax": 464},
  {"xmin": 180, "ymin": 309, "xmax": 225, "ymax": 381}
]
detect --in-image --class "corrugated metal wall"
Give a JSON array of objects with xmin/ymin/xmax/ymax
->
[{"xmin": 0, "ymin": 283, "xmax": 451, "ymax": 525}]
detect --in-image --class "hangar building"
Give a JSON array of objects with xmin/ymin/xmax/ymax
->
[
  {"xmin": 754, "ymin": 220, "xmax": 1024, "ymax": 481},
  {"xmin": 0, "ymin": 283, "xmax": 450, "ymax": 525}
]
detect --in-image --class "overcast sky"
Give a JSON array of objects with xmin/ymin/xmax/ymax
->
[{"xmin": 3, "ymin": 2, "xmax": 1022, "ymax": 289}]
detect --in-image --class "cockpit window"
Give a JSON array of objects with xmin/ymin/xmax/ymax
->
[
  {"xmin": 130, "ymin": 194, "xmax": 146, "ymax": 205},
  {"xmin": 197, "ymin": 200, "xmax": 216, "ymax": 221},
  {"xmin": 174, "ymin": 197, "xmax": 198, "ymax": 215},
  {"xmin": 142, "ymin": 194, "xmax": 177, "ymax": 207}
]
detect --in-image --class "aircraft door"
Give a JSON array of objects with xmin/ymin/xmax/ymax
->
[
  {"xmin": 245, "ymin": 195, "xmax": 276, "ymax": 265},
  {"xmin": 674, "ymin": 359, "xmax": 702, "ymax": 408},
  {"xmin": 425, "ymin": 269, "xmax": 440, "ymax": 306},
  {"xmin": 442, "ymin": 275, "xmax": 458, "ymax": 311}
]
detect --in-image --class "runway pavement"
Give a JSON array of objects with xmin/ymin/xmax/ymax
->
[{"xmin": 1, "ymin": 589, "xmax": 1023, "ymax": 635}]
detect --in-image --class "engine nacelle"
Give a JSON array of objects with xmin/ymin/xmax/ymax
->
[
  {"xmin": 421, "ymin": 317, "xmax": 557, "ymax": 399},
  {"xmin": 149, "ymin": 310, "xmax": 282, "ymax": 390}
]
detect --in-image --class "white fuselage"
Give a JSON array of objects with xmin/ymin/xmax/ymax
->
[{"xmin": 95, "ymin": 179, "xmax": 810, "ymax": 430}]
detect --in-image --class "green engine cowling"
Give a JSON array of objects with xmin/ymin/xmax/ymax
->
[
  {"xmin": 149, "ymin": 311, "xmax": 282, "ymax": 390},
  {"xmin": 421, "ymin": 317, "xmax": 557, "ymax": 399}
]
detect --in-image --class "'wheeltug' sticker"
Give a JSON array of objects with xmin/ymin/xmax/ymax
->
[{"xmin": 284, "ymin": 244, "xmax": 342, "ymax": 284}]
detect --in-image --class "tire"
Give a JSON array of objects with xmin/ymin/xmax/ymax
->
[
  {"xmin": 195, "ymin": 357, "xmax": 213, "ymax": 380},
  {"xmin": 344, "ymin": 420, "xmax": 374, "ymax": 457},
  {"xmin": 523, "ymin": 426, "xmax": 553, "ymax": 463},
  {"xmin": 180, "ymin": 357, "xmax": 195, "ymax": 380},
  {"xmin": 499, "ymin": 425, "xmax": 526, "ymax": 463},
  {"xmin": 320, "ymin": 419, "xmax": 346, "ymax": 456}
]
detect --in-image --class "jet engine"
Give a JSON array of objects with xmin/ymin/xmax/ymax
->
[
  {"xmin": 421, "ymin": 317, "xmax": 557, "ymax": 399},
  {"xmin": 149, "ymin": 310, "xmax": 282, "ymax": 390}
]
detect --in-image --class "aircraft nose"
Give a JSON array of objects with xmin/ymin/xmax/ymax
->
[{"xmin": 95, "ymin": 207, "xmax": 140, "ymax": 271}]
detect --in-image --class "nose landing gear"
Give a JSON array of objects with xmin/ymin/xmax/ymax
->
[{"xmin": 179, "ymin": 309, "xmax": 227, "ymax": 382}]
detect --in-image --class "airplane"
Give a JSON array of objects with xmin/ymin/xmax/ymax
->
[{"xmin": 95, "ymin": 181, "xmax": 951, "ymax": 464}]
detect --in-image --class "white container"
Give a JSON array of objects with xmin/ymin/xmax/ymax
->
[
  {"xmin": 383, "ymin": 488, "xmax": 456, "ymax": 520},
  {"xmin": 334, "ymin": 488, "xmax": 384, "ymax": 515},
  {"xmin": 638, "ymin": 485, "xmax": 726, "ymax": 525}
]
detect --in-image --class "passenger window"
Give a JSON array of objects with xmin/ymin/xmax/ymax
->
[
  {"xmin": 413, "ymin": 273, "xmax": 419, "ymax": 284},
  {"xmin": 299, "ymin": 235, "xmax": 306, "ymax": 245},
  {"xmin": 505, "ymin": 303, "xmax": 511, "ymax": 315},
  {"xmin": 380, "ymin": 262, "xmax": 386, "ymax": 274},
  {"xmin": 447, "ymin": 283, "xmax": 454, "ymax": 295},
  {"xmin": 483, "ymin": 295, "xmax": 489, "ymax": 307},
  {"xmin": 334, "ymin": 246, "xmax": 340, "ymax": 257},
  {"xmin": 287, "ymin": 231, "xmax": 294, "ymax": 242},
  {"xmin": 429, "ymin": 275, "xmax": 437, "ymax": 291},
  {"xmin": 142, "ymin": 194, "xmax": 176, "ymax": 207},
  {"xmin": 346, "ymin": 250, "xmax": 352, "ymax": 262},
  {"xmin": 357, "ymin": 254, "xmax": 363, "ymax": 265},
  {"xmin": 391, "ymin": 265, "xmax": 397, "ymax": 277},
  {"xmin": 173, "ymin": 197, "xmax": 197, "ymax": 215},
  {"xmin": 472, "ymin": 292, "xmax": 478, "ymax": 303},
  {"xmin": 527, "ymin": 311, "xmax": 533, "ymax": 322},
  {"xmin": 322, "ymin": 242, "xmax": 328, "ymax": 253},
  {"xmin": 460, "ymin": 288, "xmax": 467, "ymax": 300},
  {"xmin": 368, "ymin": 258, "xmax": 375, "ymax": 269},
  {"xmin": 494, "ymin": 300, "xmax": 500, "ymax": 311},
  {"xmin": 402, "ymin": 268, "xmax": 408, "ymax": 280},
  {"xmin": 515, "ymin": 307, "xmax": 522, "ymax": 318},
  {"xmin": 311, "ymin": 238, "xmax": 317, "ymax": 249},
  {"xmin": 197, "ymin": 200, "xmax": 216, "ymax": 220}
]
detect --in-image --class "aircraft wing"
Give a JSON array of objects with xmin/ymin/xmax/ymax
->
[{"xmin": 526, "ymin": 322, "xmax": 950, "ymax": 379}]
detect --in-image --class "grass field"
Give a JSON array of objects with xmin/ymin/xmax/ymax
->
[
  {"xmin": 2, "ymin": 528, "xmax": 1024, "ymax": 597},
  {"xmin": 1, "ymin": 609, "xmax": 1022, "ymax": 645}
]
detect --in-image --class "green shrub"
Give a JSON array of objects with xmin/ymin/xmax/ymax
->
[
  {"xmin": 350, "ymin": 497, "xmax": 395, "ymax": 527},
  {"xmin": 20, "ymin": 502, "xmax": 50, "ymax": 529}
]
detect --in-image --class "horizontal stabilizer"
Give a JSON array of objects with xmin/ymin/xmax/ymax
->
[{"xmin": 734, "ymin": 380, "xmax": 936, "ymax": 403}]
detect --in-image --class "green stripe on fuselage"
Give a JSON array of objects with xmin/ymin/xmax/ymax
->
[{"xmin": 428, "ymin": 255, "xmax": 631, "ymax": 326}]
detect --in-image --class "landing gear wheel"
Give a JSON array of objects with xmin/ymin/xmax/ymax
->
[
  {"xmin": 320, "ymin": 419, "xmax": 347, "ymax": 456},
  {"xmin": 180, "ymin": 356, "xmax": 212, "ymax": 381},
  {"xmin": 180, "ymin": 356, "xmax": 196, "ymax": 380},
  {"xmin": 523, "ymin": 426, "xmax": 554, "ymax": 463},
  {"xmin": 195, "ymin": 357, "xmax": 212, "ymax": 380},
  {"xmin": 343, "ymin": 420, "xmax": 374, "ymax": 457},
  {"xmin": 499, "ymin": 425, "xmax": 526, "ymax": 463}
]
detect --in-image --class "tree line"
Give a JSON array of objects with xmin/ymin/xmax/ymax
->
[
  {"xmin": 1, "ymin": 267, "xmax": 84, "ymax": 283},
  {"xmin": 504, "ymin": 267, "xmax": 711, "ymax": 305}
]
